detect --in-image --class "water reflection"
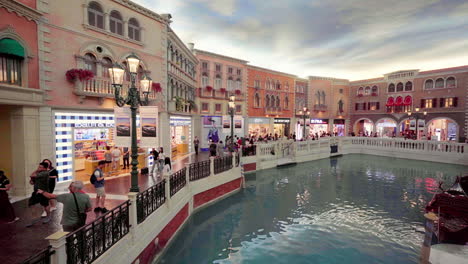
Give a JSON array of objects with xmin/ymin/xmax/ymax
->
[{"xmin": 158, "ymin": 154, "xmax": 467, "ymax": 264}]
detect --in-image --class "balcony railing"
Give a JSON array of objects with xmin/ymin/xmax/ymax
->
[
  {"xmin": 75, "ymin": 77, "xmax": 159, "ymax": 101},
  {"xmin": 214, "ymin": 155, "xmax": 233, "ymax": 174},
  {"xmin": 66, "ymin": 200, "xmax": 130, "ymax": 264},
  {"xmin": 189, "ymin": 159, "xmax": 211, "ymax": 181},
  {"xmin": 136, "ymin": 180, "xmax": 166, "ymax": 224},
  {"xmin": 170, "ymin": 167, "xmax": 186, "ymax": 197},
  {"xmin": 21, "ymin": 246, "xmax": 55, "ymax": 264},
  {"xmin": 313, "ymin": 104, "xmax": 327, "ymax": 112}
]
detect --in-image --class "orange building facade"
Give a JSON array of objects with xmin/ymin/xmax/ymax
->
[{"xmin": 247, "ymin": 65, "xmax": 296, "ymax": 138}]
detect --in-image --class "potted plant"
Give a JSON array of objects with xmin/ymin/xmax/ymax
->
[
  {"xmin": 66, "ymin": 69, "xmax": 94, "ymax": 82},
  {"xmin": 152, "ymin": 83, "xmax": 162, "ymax": 93},
  {"xmin": 174, "ymin": 96, "xmax": 185, "ymax": 111},
  {"xmin": 235, "ymin": 89, "xmax": 241, "ymax": 95},
  {"xmin": 371, "ymin": 92, "xmax": 377, "ymax": 96},
  {"xmin": 205, "ymin": 86, "xmax": 213, "ymax": 92},
  {"xmin": 187, "ymin": 99, "xmax": 197, "ymax": 111}
]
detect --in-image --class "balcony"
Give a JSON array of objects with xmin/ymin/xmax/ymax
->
[
  {"xmin": 313, "ymin": 104, "xmax": 327, "ymax": 112},
  {"xmin": 73, "ymin": 77, "xmax": 159, "ymax": 104},
  {"xmin": 198, "ymin": 88, "xmax": 245, "ymax": 101}
]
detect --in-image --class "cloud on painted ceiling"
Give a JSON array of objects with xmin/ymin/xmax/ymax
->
[{"xmin": 132, "ymin": 0, "xmax": 468, "ymax": 80}]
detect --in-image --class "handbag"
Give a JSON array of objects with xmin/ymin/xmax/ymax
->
[{"xmin": 72, "ymin": 192, "xmax": 87, "ymax": 228}]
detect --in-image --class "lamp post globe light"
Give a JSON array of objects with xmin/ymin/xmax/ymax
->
[
  {"xmin": 228, "ymin": 95, "xmax": 236, "ymax": 152},
  {"xmin": 298, "ymin": 107, "xmax": 310, "ymax": 140},
  {"xmin": 109, "ymin": 53, "xmax": 152, "ymax": 193},
  {"xmin": 407, "ymin": 107, "xmax": 427, "ymax": 140}
]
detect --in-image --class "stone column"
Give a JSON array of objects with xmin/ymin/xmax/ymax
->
[
  {"xmin": 10, "ymin": 106, "xmax": 41, "ymax": 197},
  {"xmin": 159, "ymin": 112, "xmax": 171, "ymax": 156},
  {"xmin": 165, "ymin": 177, "xmax": 171, "ymax": 209},
  {"xmin": 127, "ymin": 192, "xmax": 138, "ymax": 243},
  {"xmin": 209, "ymin": 157, "xmax": 215, "ymax": 176},
  {"xmin": 46, "ymin": 231, "xmax": 69, "ymax": 264}
]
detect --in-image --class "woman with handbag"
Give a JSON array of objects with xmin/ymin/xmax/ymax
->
[
  {"xmin": 37, "ymin": 181, "xmax": 91, "ymax": 232},
  {"xmin": 0, "ymin": 170, "xmax": 19, "ymax": 223}
]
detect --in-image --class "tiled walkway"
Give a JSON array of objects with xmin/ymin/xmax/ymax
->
[{"xmin": 0, "ymin": 152, "xmax": 209, "ymax": 264}]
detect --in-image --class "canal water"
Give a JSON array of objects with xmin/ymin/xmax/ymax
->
[{"xmin": 158, "ymin": 154, "xmax": 467, "ymax": 264}]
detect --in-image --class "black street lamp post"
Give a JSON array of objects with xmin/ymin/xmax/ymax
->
[
  {"xmin": 297, "ymin": 107, "xmax": 310, "ymax": 140},
  {"xmin": 228, "ymin": 95, "xmax": 235, "ymax": 152},
  {"xmin": 408, "ymin": 107, "xmax": 427, "ymax": 140},
  {"xmin": 109, "ymin": 54, "xmax": 152, "ymax": 193}
]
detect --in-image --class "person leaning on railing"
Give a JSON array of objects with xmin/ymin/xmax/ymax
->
[{"xmin": 37, "ymin": 181, "xmax": 92, "ymax": 232}]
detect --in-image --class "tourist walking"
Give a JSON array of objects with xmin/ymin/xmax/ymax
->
[
  {"xmin": 37, "ymin": 181, "xmax": 91, "ymax": 232},
  {"xmin": 194, "ymin": 136, "xmax": 200, "ymax": 155},
  {"xmin": 157, "ymin": 147, "xmax": 166, "ymax": 176},
  {"xmin": 43, "ymin": 159, "xmax": 58, "ymax": 212},
  {"xmin": 149, "ymin": 148, "xmax": 159, "ymax": 175},
  {"xmin": 162, "ymin": 157, "xmax": 172, "ymax": 179},
  {"xmin": 217, "ymin": 140, "xmax": 225, "ymax": 157},
  {"xmin": 90, "ymin": 160, "xmax": 108, "ymax": 213},
  {"xmin": 122, "ymin": 147, "xmax": 130, "ymax": 169},
  {"xmin": 0, "ymin": 170, "xmax": 19, "ymax": 224},
  {"xmin": 209, "ymin": 141, "xmax": 217, "ymax": 157},
  {"xmin": 111, "ymin": 146, "xmax": 121, "ymax": 172},
  {"xmin": 27, "ymin": 162, "xmax": 51, "ymax": 227},
  {"xmin": 104, "ymin": 146, "xmax": 112, "ymax": 172}
]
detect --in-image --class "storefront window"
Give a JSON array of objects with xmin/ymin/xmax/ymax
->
[{"xmin": 170, "ymin": 116, "xmax": 192, "ymax": 159}]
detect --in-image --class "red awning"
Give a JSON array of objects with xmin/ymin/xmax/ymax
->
[
  {"xmin": 395, "ymin": 96, "xmax": 403, "ymax": 106},
  {"xmin": 386, "ymin": 97, "xmax": 394, "ymax": 106},
  {"xmin": 403, "ymin": 96, "xmax": 412, "ymax": 105}
]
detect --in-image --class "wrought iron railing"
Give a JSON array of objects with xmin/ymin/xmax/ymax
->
[
  {"xmin": 137, "ymin": 180, "xmax": 166, "ymax": 224},
  {"xmin": 214, "ymin": 155, "xmax": 233, "ymax": 174},
  {"xmin": 21, "ymin": 246, "xmax": 55, "ymax": 264},
  {"xmin": 235, "ymin": 152, "xmax": 240, "ymax": 167},
  {"xmin": 66, "ymin": 200, "xmax": 130, "ymax": 264},
  {"xmin": 189, "ymin": 159, "xmax": 211, "ymax": 181},
  {"xmin": 170, "ymin": 167, "xmax": 186, "ymax": 197}
]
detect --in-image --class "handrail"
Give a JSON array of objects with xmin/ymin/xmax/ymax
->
[
  {"xmin": 21, "ymin": 246, "xmax": 55, "ymax": 264},
  {"xmin": 189, "ymin": 159, "xmax": 211, "ymax": 181},
  {"xmin": 137, "ymin": 180, "xmax": 166, "ymax": 224},
  {"xmin": 65, "ymin": 200, "xmax": 130, "ymax": 264},
  {"xmin": 170, "ymin": 167, "xmax": 187, "ymax": 197},
  {"xmin": 214, "ymin": 155, "xmax": 233, "ymax": 174}
]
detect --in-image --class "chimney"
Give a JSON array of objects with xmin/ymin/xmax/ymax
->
[{"xmin": 188, "ymin": 43, "xmax": 194, "ymax": 51}]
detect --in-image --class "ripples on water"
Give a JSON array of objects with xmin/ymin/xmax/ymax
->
[{"xmin": 158, "ymin": 154, "xmax": 467, "ymax": 264}]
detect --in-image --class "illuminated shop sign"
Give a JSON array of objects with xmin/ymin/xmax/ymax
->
[
  {"xmin": 249, "ymin": 118, "xmax": 270, "ymax": 124},
  {"xmin": 74, "ymin": 123, "xmax": 114, "ymax": 128},
  {"xmin": 274, "ymin": 118, "xmax": 290, "ymax": 124},
  {"xmin": 310, "ymin": 119, "xmax": 328, "ymax": 124}
]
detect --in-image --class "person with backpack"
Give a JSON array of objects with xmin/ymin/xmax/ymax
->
[{"xmin": 90, "ymin": 160, "xmax": 108, "ymax": 213}]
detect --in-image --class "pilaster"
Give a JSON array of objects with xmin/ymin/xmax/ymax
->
[{"xmin": 46, "ymin": 231, "xmax": 69, "ymax": 264}]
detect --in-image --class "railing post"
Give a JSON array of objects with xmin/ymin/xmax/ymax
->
[
  {"xmin": 232, "ymin": 153, "xmax": 236, "ymax": 168},
  {"xmin": 127, "ymin": 192, "xmax": 138, "ymax": 242},
  {"xmin": 46, "ymin": 231, "xmax": 68, "ymax": 264},
  {"xmin": 210, "ymin": 157, "xmax": 215, "ymax": 176},
  {"xmin": 185, "ymin": 163, "xmax": 191, "ymax": 188}
]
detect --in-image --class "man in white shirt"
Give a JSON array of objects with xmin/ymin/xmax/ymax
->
[{"xmin": 111, "ymin": 146, "xmax": 121, "ymax": 172}]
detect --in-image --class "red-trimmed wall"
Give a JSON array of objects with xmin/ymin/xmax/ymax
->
[
  {"xmin": 243, "ymin": 163, "xmax": 257, "ymax": 172},
  {"xmin": 134, "ymin": 203, "xmax": 189, "ymax": 264},
  {"xmin": 193, "ymin": 178, "xmax": 242, "ymax": 208}
]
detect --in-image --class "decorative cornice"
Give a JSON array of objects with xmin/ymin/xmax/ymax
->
[
  {"xmin": 248, "ymin": 65, "xmax": 297, "ymax": 78},
  {"xmin": 308, "ymin": 76, "xmax": 349, "ymax": 84},
  {"xmin": 112, "ymin": 0, "xmax": 170, "ymax": 24},
  {"xmin": 0, "ymin": 0, "xmax": 43, "ymax": 23},
  {"xmin": 193, "ymin": 49, "xmax": 249, "ymax": 64},
  {"xmin": 167, "ymin": 27, "xmax": 198, "ymax": 63}
]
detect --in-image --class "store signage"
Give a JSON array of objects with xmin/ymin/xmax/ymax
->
[
  {"xmin": 170, "ymin": 119, "xmax": 192, "ymax": 126},
  {"xmin": 274, "ymin": 118, "xmax": 290, "ymax": 124},
  {"xmin": 74, "ymin": 123, "xmax": 114, "ymax": 128},
  {"xmin": 310, "ymin": 119, "xmax": 328, "ymax": 124},
  {"xmin": 250, "ymin": 118, "xmax": 269, "ymax": 124}
]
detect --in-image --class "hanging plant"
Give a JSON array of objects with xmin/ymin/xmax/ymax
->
[
  {"xmin": 187, "ymin": 99, "xmax": 197, "ymax": 110},
  {"xmin": 220, "ymin": 88, "xmax": 226, "ymax": 93},
  {"xmin": 235, "ymin": 89, "xmax": 241, "ymax": 95},
  {"xmin": 205, "ymin": 86, "xmax": 213, "ymax": 92},
  {"xmin": 66, "ymin": 69, "xmax": 94, "ymax": 82},
  {"xmin": 152, "ymin": 83, "xmax": 162, "ymax": 93},
  {"xmin": 174, "ymin": 96, "xmax": 185, "ymax": 111}
]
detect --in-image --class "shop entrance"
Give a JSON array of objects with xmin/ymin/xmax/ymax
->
[
  {"xmin": 354, "ymin": 118, "xmax": 374, "ymax": 136},
  {"xmin": 309, "ymin": 119, "xmax": 329, "ymax": 138},
  {"xmin": 274, "ymin": 118, "xmax": 291, "ymax": 138},
  {"xmin": 427, "ymin": 118, "xmax": 458, "ymax": 141},
  {"xmin": 170, "ymin": 116, "xmax": 192, "ymax": 160},
  {"xmin": 333, "ymin": 119, "xmax": 345, "ymax": 136},
  {"xmin": 376, "ymin": 118, "xmax": 397, "ymax": 137}
]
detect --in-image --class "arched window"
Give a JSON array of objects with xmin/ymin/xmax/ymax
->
[
  {"xmin": 201, "ymin": 73, "xmax": 209, "ymax": 87},
  {"xmin": 236, "ymin": 78, "xmax": 241, "ymax": 90},
  {"xmin": 435, "ymin": 78, "xmax": 444, "ymax": 88},
  {"xmin": 266, "ymin": 79, "xmax": 270, "ymax": 89},
  {"xmin": 446, "ymin": 77, "xmax": 456, "ymax": 88},
  {"xmin": 321, "ymin": 91, "xmax": 326, "ymax": 105},
  {"xmin": 285, "ymin": 82, "xmax": 289, "ymax": 90},
  {"xmin": 101, "ymin": 57, "xmax": 113, "ymax": 78},
  {"xmin": 227, "ymin": 77, "xmax": 234, "ymax": 91},
  {"xmin": 371, "ymin": 85, "xmax": 378, "ymax": 94},
  {"xmin": 88, "ymin": 2, "xmax": 104, "ymax": 29},
  {"xmin": 276, "ymin": 96, "xmax": 280, "ymax": 108},
  {"xmin": 357, "ymin": 87, "xmax": 364, "ymax": 95},
  {"xmin": 388, "ymin": 83, "xmax": 395, "ymax": 93},
  {"xmin": 214, "ymin": 75, "xmax": 221, "ymax": 90},
  {"xmin": 315, "ymin": 91, "xmax": 321, "ymax": 105},
  {"xmin": 265, "ymin": 95, "xmax": 270, "ymax": 108},
  {"xmin": 170, "ymin": 79, "xmax": 175, "ymax": 99},
  {"xmin": 405, "ymin": 81, "xmax": 412, "ymax": 91},
  {"xmin": 254, "ymin": 93, "xmax": 260, "ymax": 107},
  {"xmin": 276, "ymin": 81, "xmax": 281, "ymax": 90},
  {"xmin": 128, "ymin": 18, "xmax": 141, "ymax": 41},
  {"xmin": 84, "ymin": 53, "xmax": 97, "ymax": 74},
  {"xmin": 424, "ymin": 79, "xmax": 434, "ymax": 89},
  {"xmin": 0, "ymin": 38, "xmax": 24, "ymax": 85},
  {"xmin": 364, "ymin": 86, "xmax": 371, "ymax": 95},
  {"xmin": 396, "ymin": 82, "xmax": 403, "ymax": 92},
  {"xmin": 110, "ymin": 11, "xmax": 124, "ymax": 35},
  {"xmin": 285, "ymin": 96, "xmax": 289, "ymax": 109}
]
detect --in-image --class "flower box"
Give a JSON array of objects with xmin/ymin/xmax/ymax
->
[
  {"xmin": 357, "ymin": 94, "xmax": 363, "ymax": 97},
  {"xmin": 220, "ymin": 88, "xmax": 226, "ymax": 93},
  {"xmin": 152, "ymin": 83, "xmax": 162, "ymax": 93},
  {"xmin": 66, "ymin": 69, "xmax": 94, "ymax": 82},
  {"xmin": 205, "ymin": 86, "xmax": 213, "ymax": 92},
  {"xmin": 235, "ymin": 89, "xmax": 241, "ymax": 95},
  {"xmin": 371, "ymin": 92, "xmax": 378, "ymax": 96}
]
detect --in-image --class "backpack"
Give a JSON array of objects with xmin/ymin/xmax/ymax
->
[{"xmin": 90, "ymin": 169, "xmax": 98, "ymax": 184}]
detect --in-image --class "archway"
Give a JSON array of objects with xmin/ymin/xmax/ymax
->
[
  {"xmin": 426, "ymin": 117, "xmax": 458, "ymax": 141},
  {"xmin": 354, "ymin": 118, "xmax": 374, "ymax": 136},
  {"xmin": 375, "ymin": 118, "xmax": 397, "ymax": 137}
]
